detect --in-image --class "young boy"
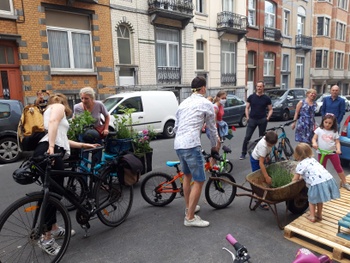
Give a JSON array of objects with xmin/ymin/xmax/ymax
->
[{"xmin": 250, "ymin": 130, "xmax": 278, "ymax": 185}]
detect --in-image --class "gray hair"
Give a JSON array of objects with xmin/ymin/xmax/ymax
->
[{"xmin": 79, "ymin": 87, "xmax": 95, "ymax": 100}]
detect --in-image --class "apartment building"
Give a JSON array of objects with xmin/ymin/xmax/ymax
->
[
  {"xmin": 281, "ymin": 0, "xmax": 312, "ymax": 90},
  {"xmin": 0, "ymin": 0, "xmax": 115, "ymax": 105},
  {"xmin": 193, "ymin": 0, "xmax": 248, "ymax": 97},
  {"xmin": 311, "ymin": 0, "xmax": 350, "ymax": 95}
]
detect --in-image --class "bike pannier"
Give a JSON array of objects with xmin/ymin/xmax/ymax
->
[{"xmin": 117, "ymin": 153, "xmax": 143, "ymax": 186}]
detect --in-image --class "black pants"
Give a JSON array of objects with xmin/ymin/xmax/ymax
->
[
  {"xmin": 34, "ymin": 142, "xmax": 65, "ymax": 231},
  {"xmin": 241, "ymin": 118, "xmax": 268, "ymax": 155}
]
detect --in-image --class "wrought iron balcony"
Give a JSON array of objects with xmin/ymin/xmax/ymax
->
[
  {"xmin": 295, "ymin": 34, "xmax": 312, "ymax": 51},
  {"xmin": 221, "ymin": 73, "xmax": 236, "ymax": 85},
  {"xmin": 263, "ymin": 76, "xmax": 276, "ymax": 87},
  {"xmin": 148, "ymin": 0, "xmax": 194, "ymax": 29},
  {"xmin": 263, "ymin": 27, "xmax": 282, "ymax": 43},
  {"xmin": 295, "ymin": 78, "xmax": 304, "ymax": 88},
  {"xmin": 157, "ymin": 67, "xmax": 181, "ymax": 84},
  {"xmin": 217, "ymin": 12, "xmax": 248, "ymax": 39}
]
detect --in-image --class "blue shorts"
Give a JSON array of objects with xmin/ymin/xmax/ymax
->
[
  {"xmin": 250, "ymin": 154, "xmax": 260, "ymax": 172},
  {"xmin": 176, "ymin": 146, "xmax": 206, "ymax": 182}
]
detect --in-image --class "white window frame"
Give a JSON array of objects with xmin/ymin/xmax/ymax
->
[
  {"xmin": 248, "ymin": 0, "xmax": 256, "ymax": 26},
  {"xmin": 156, "ymin": 28, "xmax": 180, "ymax": 68},
  {"xmin": 263, "ymin": 52, "xmax": 275, "ymax": 76},
  {"xmin": 315, "ymin": 49, "xmax": 329, "ymax": 69},
  {"xmin": 281, "ymin": 54, "xmax": 289, "ymax": 72},
  {"xmin": 223, "ymin": 0, "xmax": 233, "ymax": 12},
  {"xmin": 47, "ymin": 26, "xmax": 94, "ymax": 72},
  {"xmin": 336, "ymin": 21, "xmax": 346, "ymax": 41},
  {"xmin": 196, "ymin": 40, "xmax": 205, "ymax": 70},
  {"xmin": 338, "ymin": 0, "xmax": 348, "ymax": 9},
  {"xmin": 265, "ymin": 1, "xmax": 276, "ymax": 28},
  {"xmin": 196, "ymin": 0, "xmax": 205, "ymax": 13},
  {"xmin": 297, "ymin": 7, "xmax": 306, "ymax": 35},
  {"xmin": 283, "ymin": 9, "xmax": 290, "ymax": 36},
  {"xmin": 334, "ymin": 52, "xmax": 344, "ymax": 70},
  {"xmin": 317, "ymin": 16, "xmax": 331, "ymax": 36},
  {"xmin": 221, "ymin": 40, "xmax": 236, "ymax": 74},
  {"xmin": 117, "ymin": 25, "xmax": 132, "ymax": 65},
  {"xmin": 296, "ymin": 56, "xmax": 304, "ymax": 79},
  {"xmin": 0, "ymin": 0, "xmax": 14, "ymax": 15}
]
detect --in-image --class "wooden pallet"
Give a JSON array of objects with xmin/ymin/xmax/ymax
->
[{"xmin": 284, "ymin": 186, "xmax": 350, "ymax": 262}]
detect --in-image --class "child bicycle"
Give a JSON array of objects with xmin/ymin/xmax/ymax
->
[
  {"xmin": 0, "ymin": 151, "xmax": 133, "ymax": 263},
  {"xmin": 140, "ymin": 151, "xmax": 236, "ymax": 208}
]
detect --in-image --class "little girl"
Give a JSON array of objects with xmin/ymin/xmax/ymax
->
[
  {"xmin": 292, "ymin": 143, "xmax": 340, "ymax": 223},
  {"xmin": 312, "ymin": 113, "xmax": 350, "ymax": 191}
]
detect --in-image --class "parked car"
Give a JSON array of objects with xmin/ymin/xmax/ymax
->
[
  {"xmin": 222, "ymin": 94, "xmax": 247, "ymax": 127},
  {"xmin": 315, "ymin": 94, "xmax": 350, "ymax": 116},
  {"xmin": 264, "ymin": 88, "xmax": 307, "ymax": 121},
  {"xmin": 340, "ymin": 116, "xmax": 350, "ymax": 166},
  {"xmin": 0, "ymin": 99, "xmax": 23, "ymax": 163}
]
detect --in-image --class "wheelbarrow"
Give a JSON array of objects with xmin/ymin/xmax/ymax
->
[{"xmin": 206, "ymin": 161, "xmax": 308, "ymax": 229}]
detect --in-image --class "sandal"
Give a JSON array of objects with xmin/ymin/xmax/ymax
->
[
  {"xmin": 307, "ymin": 216, "xmax": 316, "ymax": 223},
  {"xmin": 316, "ymin": 215, "xmax": 323, "ymax": 221},
  {"xmin": 259, "ymin": 203, "xmax": 269, "ymax": 210}
]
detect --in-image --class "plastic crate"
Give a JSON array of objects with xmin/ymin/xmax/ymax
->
[{"xmin": 105, "ymin": 138, "xmax": 133, "ymax": 155}]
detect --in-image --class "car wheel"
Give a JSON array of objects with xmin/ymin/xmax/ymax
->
[
  {"xmin": 163, "ymin": 121, "xmax": 175, "ymax": 138},
  {"xmin": 281, "ymin": 109, "xmax": 290, "ymax": 121},
  {"xmin": 0, "ymin": 137, "xmax": 21, "ymax": 164},
  {"xmin": 239, "ymin": 115, "xmax": 247, "ymax": 127}
]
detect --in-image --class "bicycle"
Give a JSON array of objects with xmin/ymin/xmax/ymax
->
[
  {"xmin": 140, "ymin": 151, "xmax": 236, "ymax": 208},
  {"xmin": 318, "ymin": 148, "xmax": 336, "ymax": 165},
  {"xmin": 219, "ymin": 145, "xmax": 233, "ymax": 173},
  {"xmin": 0, "ymin": 152, "xmax": 133, "ymax": 263}
]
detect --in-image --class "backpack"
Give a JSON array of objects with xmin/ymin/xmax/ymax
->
[
  {"xmin": 116, "ymin": 153, "xmax": 144, "ymax": 186},
  {"xmin": 17, "ymin": 104, "xmax": 46, "ymax": 151}
]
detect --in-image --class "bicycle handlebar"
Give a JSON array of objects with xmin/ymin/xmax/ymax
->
[
  {"xmin": 225, "ymin": 234, "xmax": 250, "ymax": 263},
  {"xmin": 266, "ymin": 119, "xmax": 297, "ymax": 132},
  {"xmin": 82, "ymin": 145, "xmax": 105, "ymax": 153}
]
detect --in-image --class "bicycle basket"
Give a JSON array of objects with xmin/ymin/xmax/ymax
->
[{"xmin": 13, "ymin": 159, "xmax": 40, "ymax": 185}]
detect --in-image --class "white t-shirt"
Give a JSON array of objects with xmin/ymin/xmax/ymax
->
[
  {"xmin": 251, "ymin": 136, "xmax": 272, "ymax": 160},
  {"xmin": 314, "ymin": 127, "xmax": 339, "ymax": 153},
  {"xmin": 295, "ymin": 157, "xmax": 333, "ymax": 186}
]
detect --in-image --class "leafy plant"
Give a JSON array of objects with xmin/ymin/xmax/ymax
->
[
  {"xmin": 133, "ymin": 128, "xmax": 156, "ymax": 154},
  {"xmin": 67, "ymin": 111, "xmax": 96, "ymax": 141},
  {"xmin": 113, "ymin": 107, "xmax": 136, "ymax": 139},
  {"xmin": 267, "ymin": 164, "xmax": 293, "ymax": 188}
]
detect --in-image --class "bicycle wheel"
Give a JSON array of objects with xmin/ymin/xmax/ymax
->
[
  {"xmin": 94, "ymin": 168, "xmax": 133, "ymax": 227},
  {"xmin": 62, "ymin": 176, "xmax": 88, "ymax": 211},
  {"xmin": 140, "ymin": 172, "xmax": 177, "ymax": 207},
  {"xmin": 0, "ymin": 193, "xmax": 71, "ymax": 263},
  {"xmin": 222, "ymin": 161, "xmax": 233, "ymax": 173},
  {"xmin": 282, "ymin": 138, "xmax": 294, "ymax": 158},
  {"xmin": 205, "ymin": 173, "xmax": 236, "ymax": 209}
]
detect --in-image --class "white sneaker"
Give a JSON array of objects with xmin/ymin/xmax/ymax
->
[
  {"xmin": 184, "ymin": 215, "xmax": 210, "ymax": 227},
  {"xmin": 185, "ymin": 205, "xmax": 200, "ymax": 216},
  {"xmin": 51, "ymin": 226, "xmax": 76, "ymax": 239},
  {"xmin": 38, "ymin": 238, "xmax": 61, "ymax": 256},
  {"xmin": 341, "ymin": 183, "xmax": 350, "ymax": 191}
]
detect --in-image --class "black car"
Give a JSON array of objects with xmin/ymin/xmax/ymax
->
[
  {"xmin": 223, "ymin": 94, "xmax": 247, "ymax": 127},
  {"xmin": 0, "ymin": 100, "xmax": 23, "ymax": 163}
]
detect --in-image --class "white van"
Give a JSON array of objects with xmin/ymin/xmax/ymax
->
[{"xmin": 103, "ymin": 91, "xmax": 178, "ymax": 138}]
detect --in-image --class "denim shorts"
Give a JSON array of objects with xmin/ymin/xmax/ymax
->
[{"xmin": 176, "ymin": 146, "xmax": 206, "ymax": 182}]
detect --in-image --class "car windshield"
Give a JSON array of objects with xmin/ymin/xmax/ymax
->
[
  {"xmin": 265, "ymin": 90, "xmax": 285, "ymax": 99},
  {"xmin": 103, "ymin": 97, "xmax": 124, "ymax": 111}
]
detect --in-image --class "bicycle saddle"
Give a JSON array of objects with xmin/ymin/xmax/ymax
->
[
  {"xmin": 166, "ymin": 161, "xmax": 180, "ymax": 167},
  {"xmin": 222, "ymin": 145, "xmax": 232, "ymax": 153}
]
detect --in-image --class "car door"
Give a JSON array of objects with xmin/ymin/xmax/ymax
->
[
  {"xmin": 292, "ymin": 90, "xmax": 305, "ymax": 116},
  {"xmin": 224, "ymin": 95, "xmax": 245, "ymax": 125}
]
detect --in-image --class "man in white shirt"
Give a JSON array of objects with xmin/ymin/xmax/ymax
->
[{"xmin": 174, "ymin": 76, "xmax": 219, "ymax": 227}]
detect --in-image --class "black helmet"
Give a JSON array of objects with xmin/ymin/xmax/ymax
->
[
  {"xmin": 82, "ymin": 128, "xmax": 100, "ymax": 143},
  {"xmin": 13, "ymin": 160, "xmax": 39, "ymax": 185}
]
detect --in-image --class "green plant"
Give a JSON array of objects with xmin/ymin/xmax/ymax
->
[
  {"xmin": 267, "ymin": 164, "xmax": 293, "ymax": 188},
  {"xmin": 113, "ymin": 107, "xmax": 136, "ymax": 139},
  {"xmin": 133, "ymin": 128, "xmax": 156, "ymax": 154},
  {"xmin": 67, "ymin": 111, "xmax": 96, "ymax": 141}
]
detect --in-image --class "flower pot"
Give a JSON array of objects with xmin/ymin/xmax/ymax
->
[{"xmin": 135, "ymin": 151, "xmax": 153, "ymax": 174}]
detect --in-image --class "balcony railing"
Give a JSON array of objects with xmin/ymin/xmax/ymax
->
[
  {"xmin": 217, "ymin": 12, "xmax": 248, "ymax": 33},
  {"xmin": 221, "ymin": 73, "xmax": 236, "ymax": 85},
  {"xmin": 264, "ymin": 27, "xmax": 282, "ymax": 42},
  {"xmin": 263, "ymin": 76, "xmax": 276, "ymax": 87},
  {"xmin": 295, "ymin": 78, "xmax": 304, "ymax": 88},
  {"xmin": 157, "ymin": 67, "xmax": 181, "ymax": 84},
  {"xmin": 295, "ymin": 34, "xmax": 312, "ymax": 50}
]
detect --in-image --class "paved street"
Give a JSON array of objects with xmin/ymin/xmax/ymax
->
[{"xmin": 0, "ymin": 115, "xmax": 349, "ymax": 263}]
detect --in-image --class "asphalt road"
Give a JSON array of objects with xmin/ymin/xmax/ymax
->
[{"xmin": 0, "ymin": 114, "xmax": 349, "ymax": 263}]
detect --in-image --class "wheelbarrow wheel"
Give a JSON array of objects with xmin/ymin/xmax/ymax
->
[
  {"xmin": 286, "ymin": 186, "xmax": 308, "ymax": 214},
  {"xmin": 205, "ymin": 173, "xmax": 236, "ymax": 209}
]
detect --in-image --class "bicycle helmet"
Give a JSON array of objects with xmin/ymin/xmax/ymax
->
[
  {"xmin": 82, "ymin": 128, "xmax": 100, "ymax": 143},
  {"xmin": 13, "ymin": 160, "xmax": 39, "ymax": 185}
]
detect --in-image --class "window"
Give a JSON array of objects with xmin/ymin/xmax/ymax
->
[
  {"xmin": 317, "ymin": 17, "xmax": 330, "ymax": 36},
  {"xmin": 117, "ymin": 25, "xmax": 132, "ymax": 65},
  {"xmin": 196, "ymin": 40, "xmax": 205, "ymax": 70},
  {"xmin": 315, "ymin": 49, "xmax": 328, "ymax": 68},
  {"xmin": 265, "ymin": 1, "xmax": 276, "ymax": 28},
  {"xmin": 0, "ymin": 45, "xmax": 15, "ymax": 64},
  {"xmin": 248, "ymin": 51, "xmax": 255, "ymax": 66},
  {"xmin": 0, "ymin": 0, "xmax": 13, "ymax": 15},
  {"xmin": 196, "ymin": 0, "xmax": 204, "ymax": 13},
  {"xmin": 281, "ymin": 54, "xmax": 289, "ymax": 71},
  {"xmin": 334, "ymin": 52, "xmax": 344, "ymax": 69},
  {"xmin": 283, "ymin": 10, "xmax": 290, "ymax": 36},
  {"xmin": 297, "ymin": 7, "xmax": 306, "ymax": 35},
  {"xmin": 296, "ymin": 56, "xmax": 304, "ymax": 78},
  {"xmin": 115, "ymin": 97, "xmax": 143, "ymax": 114},
  {"xmin": 248, "ymin": 0, "xmax": 256, "ymax": 26},
  {"xmin": 156, "ymin": 28, "xmax": 179, "ymax": 68},
  {"xmin": 263, "ymin": 52, "xmax": 275, "ymax": 76},
  {"xmin": 46, "ymin": 11, "xmax": 93, "ymax": 72},
  {"xmin": 221, "ymin": 40, "xmax": 236, "ymax": 74},
  {"xmin": 318, "ymin": 0, "xmax": 331, "ymax": 2},
  {"xmin": 336, "ymin": 22, "xmax": 346, "ymax": 41},
  {"xmin": 281, "ymin": 75, "xmax": 289, "ymax": 89},
  {"xmin": 223, "ymin": 0, "xmax": 233, "ymax": 12},
  {"xmin": 0, "ymin": 103, "xmax": 10, "ymax": 119},
  {"xmin": 338, "ymin": 0, "xmax": 348, "ymax": 9}
]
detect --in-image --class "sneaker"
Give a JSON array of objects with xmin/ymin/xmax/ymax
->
[
  {"xmin": 51, "ymin": 226, "xmax": 76, "ymax": 240},
  {"xmin": 239, "ymin": 154, "xmax": 246, "ymax": 160},
  {"xmin": 341, "ymin": 183, "xmax": 350, "ymax": 191},
  {"xmin": 38, "ymin": 238, "xmax": 61, "ymax": 256},
  {"xmin": 185, "ymin": 205, "xmax": 200, "ymax": 216},
  {"xmin": 184, "ymin": 215, "xmax": 210, "ymax": 227}
]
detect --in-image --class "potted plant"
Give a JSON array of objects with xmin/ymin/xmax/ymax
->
[
  {"xmin": 67, "ymin": 110, "xmax": 96, "ymax": 141},
  {"xmin": 133, "ymin": 128, "xmax": 156, "ymax": 174}
]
